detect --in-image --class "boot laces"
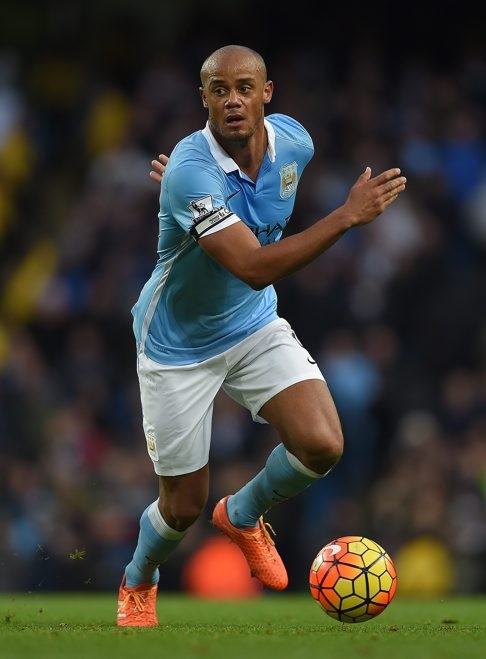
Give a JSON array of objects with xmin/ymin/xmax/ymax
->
[
  {"xmin": 252, "ymin": 518, "xmax": 277, "ymax": 550},
  {"xmin": 120, "ymin": 588, "xmax": 149, "ymax": 614}
]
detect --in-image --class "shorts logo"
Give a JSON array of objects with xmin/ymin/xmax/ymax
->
[
  {"xmin": 146, "ymin": 432, "xmax": 159, "ymax": 461},
  {"xmin": 279, "ymin": 162, "xmax": 297, "ymax": 199},
  {"xmin": 188, "ymin": 195, "xmax": 214, "ymax": 219}
]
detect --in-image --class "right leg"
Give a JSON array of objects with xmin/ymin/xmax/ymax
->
[
  {"xmin": 125, "ymin": 466, "xmax": 209, "ymax": 587},
  {"xmin": 130, "ymin": 348, "xmax": 224, "ymax": 577},
  {"xmin": 118, "ymin": 350, "xmax": 224, "ymax": 627},
  {"xmin": 117, "ymin": 467, "xmax": 209, "ymax": 627}
]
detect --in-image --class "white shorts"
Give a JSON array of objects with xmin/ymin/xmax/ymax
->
[{"xmin": 137, "ymin": 318, "xmax": 325, "ymax": 476}]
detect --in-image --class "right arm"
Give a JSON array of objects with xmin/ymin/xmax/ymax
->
[{"xmin": 199, "ymin": 166, "xmax": 406, "ymax": 290}]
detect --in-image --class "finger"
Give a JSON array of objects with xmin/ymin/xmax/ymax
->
[
  {"xmin": 372, "ymin": 168, "xmax": 403, "ymax": 185},
  {"xmin": 361, "ymin": 166, "xmax": 371, "ymax": 180},
  {"xmin": 383, "ymin": 184, "xmax": 407, "ymax": 205},
  {"xmin": 379, "ymin": 176, "xmax": 407, "ymax": 195},
  {"xmin": 149, "ymin": 171, "xmax": 162, "ymax": 183},
  {"xmin": 384, "ymin": 183, "xmax": 406, "ymax": 200},
  {"xmin": 151, "ymin": 159, "xmax": 165, "ymax": 173},
  {"xmin": 159, "ymin": 153, "xmax": 169, "ymax": 165}
]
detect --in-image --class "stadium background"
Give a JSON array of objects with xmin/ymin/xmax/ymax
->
[{"xmin": 0, "ymin": 0, "xmax": 485, "ymax": 597}]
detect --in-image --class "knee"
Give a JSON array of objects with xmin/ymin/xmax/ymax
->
[
  {"xmin": 326, "ymin": 431, "xmax": 344, "ymax": 467},
  {"xmin": 296, "ymin": 424, "xmax": 344, "ymax": 474},
  {"xmin": 160, "ymin": 495, "xmax": 207, "ymax": 532}
]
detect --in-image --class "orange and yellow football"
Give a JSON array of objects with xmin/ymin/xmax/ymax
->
[{"xmin": 309, "ymin": 535, "xmax": 397, "ymax": 623}]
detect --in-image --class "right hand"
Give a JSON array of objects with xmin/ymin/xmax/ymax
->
[
  {"xmin": 149, "ymin": 153, "xmax": 169, "ymax": 184},
  {"xmin": 345, "ymin": 167, "xmax": 407, "ymax": 227}
]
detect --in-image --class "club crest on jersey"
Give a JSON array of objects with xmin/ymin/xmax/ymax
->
[
  {"xmin": 279, "ymin": 161, "xmax": 297, "ymax": 199},
  {"xmin": 188, "ymin": 195, "xmax": 214, "ymax": 218}
]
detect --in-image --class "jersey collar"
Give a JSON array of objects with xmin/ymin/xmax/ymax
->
[{"xmin": 202, "ymin": 119, "xmax": 276, "ymax": 174}]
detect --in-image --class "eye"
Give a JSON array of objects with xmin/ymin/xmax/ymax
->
[{"xmin": 210, "ymin": 86, "xmax": 227, "ymax": 97}]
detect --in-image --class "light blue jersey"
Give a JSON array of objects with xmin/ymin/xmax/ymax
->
[{"xmin": 132, "ymin": 113, "xmax": 314, "ymax": 365}]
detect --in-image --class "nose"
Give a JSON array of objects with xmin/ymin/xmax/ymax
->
[{"xmin": 226, "ymin": 89, "xmax": 241, "ymax": 106}]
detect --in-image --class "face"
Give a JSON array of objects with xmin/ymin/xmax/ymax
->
[{"xmin": 200, "ymin": 50, "xmax": 273, "ymax": 144}]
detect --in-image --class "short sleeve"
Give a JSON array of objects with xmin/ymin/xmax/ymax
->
[{"xmin": 163, "ymin": 163, "xmax": 239, "ymax": 240}]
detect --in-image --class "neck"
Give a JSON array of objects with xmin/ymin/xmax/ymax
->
[{"xmin": 210, "ymin": 122, "xmax": 267, "ymax": 182}]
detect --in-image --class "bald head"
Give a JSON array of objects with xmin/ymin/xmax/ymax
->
[{"xmin": 200, "ymin": 45, "xmax": 267, "ymax": 87}]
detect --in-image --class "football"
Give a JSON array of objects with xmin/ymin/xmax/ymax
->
[{"xmin": 309, "ymin": 535, "xmax": 397, "ymax": 623}]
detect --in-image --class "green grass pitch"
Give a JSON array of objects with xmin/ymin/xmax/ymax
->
[{"xmin": 0, "ymin": 593, "xmax": 485, "ymax": 659}]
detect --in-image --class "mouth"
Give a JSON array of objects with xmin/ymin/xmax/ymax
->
[{"xmin": 225, "ymin": 114, "xmax": 245, "ymax": 126}]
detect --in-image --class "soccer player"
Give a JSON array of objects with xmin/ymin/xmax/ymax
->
[{"xmin": 116, "ymin": 44, "xmax": 406, "ymax": 626}]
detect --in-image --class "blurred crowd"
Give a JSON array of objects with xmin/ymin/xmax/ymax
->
[{"xmin": 0, "ymin": 3, "xmax": 485, "ymax": 596}]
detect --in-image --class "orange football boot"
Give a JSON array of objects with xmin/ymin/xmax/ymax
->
[
  {"xmin": 116, "ymin": 575, "xmax": 158, "ymax": 627},
  {"xmin": 212, "ymin": 495, "xmax": 288, "ymax": 591}
]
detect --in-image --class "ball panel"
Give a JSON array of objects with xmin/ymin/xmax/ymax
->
[
  {"xmin": 320, "ymin": 587, "xmax": 342, "ymax": 610},
  {"xmin": 337, "ymin": 563, "xmax": 362, "ymax": 580},
  {"xmin": 339, "ymin": 611, "xmax": 370, "ymax": 623},
  {"xmin": 319, "ymin": 563, "xmax": 336, "ymax": 585},
  {"xmin": 370, "ymin": 589, "xmax": 390, "ymax": 606},
  {"xmin": 362, "ymin": 537, "xmax": 385, "ymax": 552},
  {"xmin": 341, "ymin": 594, "xmax": 366, "ymax": 612},
  {"xmin": 310, "ymin": 552, "xmax": 325, "ymax": 572},
  {"xmin": 379, "ymin": 570, "xmax": 393, "ymax": 591},
  {"xmin": 352, "ymin": 573, "xmax": 369, "ymax": 598},
  {"xmin": 367, "ymin": 602, "xmax": 388, "ymax": 617},
  {"xmin": 362, "ymin": 548, "xmax": 382, "ymax": 566},
  {"xmin": 339, "ymin": 552, "xmax": 365, "ymax": 567},
  {"xmin": 385, "ymin": 555, "xmax": 397, "ymax": 576},
  {"xmin": 334, "ymin": 577, "xmax": 354, "ymax": 598},
  {"xmin": 347, "ymin": 540, "xmax": 367, "ymax": 555},
  {"xmin": 353, "ymin": 612, "xmax": 375, "ymax": 623},
  {"xmin": 366, "ymin": 572, "xmax": 381, "ymax": 597},
  {"xmin": 368, "ymin": 557, "xmax": 388, "ymax": 576}
]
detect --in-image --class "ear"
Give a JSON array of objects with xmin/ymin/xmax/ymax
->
[
  {"xmin": 199, "ymin": 87, "xmax": 208, "ymax": 108},
  {"xmin": 263, "ymin": 80, "xmax": 273, "ymax": 105}
]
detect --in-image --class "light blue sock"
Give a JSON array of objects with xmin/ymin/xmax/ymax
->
[
  {"xmin": 227, "ymin": 443, "xmax": 325, "ymax": 528},
  {"xmin": 124, "ymin": 501, "xmax": 186, "ymax": 587}
]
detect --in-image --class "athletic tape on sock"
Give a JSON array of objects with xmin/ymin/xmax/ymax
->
[
  {"xmin": 285, "ymin": 450, "xmax": 328, "ymax": 478},
  {"xmin": 147, "ymin": 500, "xmax": 187, "ymax": 540}
]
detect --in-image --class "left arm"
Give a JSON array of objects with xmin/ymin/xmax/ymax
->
[{"xmin": 149, "ymin": 153, "xmax": 169, "ymax": 183}]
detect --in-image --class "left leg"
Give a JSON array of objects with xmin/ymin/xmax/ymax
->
[
  {"xmin": 226, "ymin": 379, "xmax": 343, "ymax": 528},
  {"xmin": 259, "ymin": 378, "xmax": 343, "ymax": 474},
  {"xmin": 212, "ymin": 319, "xmax": 343, "ymax": 589},
  {"xmin": 221, "ymin": 318, "xmax": 343, "ymax": 528}
]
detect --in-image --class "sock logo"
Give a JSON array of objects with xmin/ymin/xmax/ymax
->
[
  {"xmin": 272, "ymin": 489, "xmax": 289, "ymax": 502},
  {"xmin": 144, "ymin": 555, "xmax": 161, "ymax": 567}
]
